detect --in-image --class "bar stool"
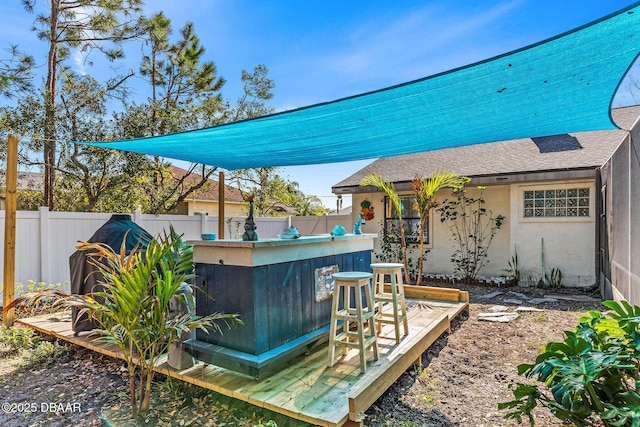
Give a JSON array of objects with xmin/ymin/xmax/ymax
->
[
  {"xmin": 371, "ymin": 263, "xmax": 409, "ymax": 344},
  {"xmin": 327, "ymin": 272, "xmax": 379, "ymax": 373}
]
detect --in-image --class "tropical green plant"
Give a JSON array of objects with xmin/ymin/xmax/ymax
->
[
  {"xmin": 412, "ymin": 170, "xmax": 470, "ymax": 286},
  {"xmin": 504, "ymin": 248, "xmax": 521, "ymax": 285},
  {"xmin": 524, "ymin": 275, "xmax": 540, "ymax": 288},
  {"xmin": 4, "ymin": 226, "xmax": 241, "ymax": 418},
  {"xmin": 499, "ymin": 300, "xmax": 640, "ymax": 426},
  {"xmin": 360, "ymin": 173, "xmax": 411, "ymax": 285},
  {"xmin": 544, "ymin": 267, "xmax": 563, "ymax": 289},
  {"xmin": 437, "ymin": 186, "xmax": 505, "ymax": 281},
  {"xmin": 79, "ymin": 227, "xmax": 241, "ymax": 416}
]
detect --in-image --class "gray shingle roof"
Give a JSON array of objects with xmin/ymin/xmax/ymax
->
[
  {"xmin": 333, "ymin": 105, "xmax": 640, "ymax": 190},
  {"xmin": 0, "ymin": 171, "xmax": 44, "ymax": 192}
]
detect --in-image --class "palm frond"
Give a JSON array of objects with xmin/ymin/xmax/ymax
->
[{"xmin": 360, "ymin": 173, "xmax": 402, "ymax": 219}]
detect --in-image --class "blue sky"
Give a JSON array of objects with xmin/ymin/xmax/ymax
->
[{"xmin": 0, "ymin": 0, "xmax": 638, "ymax": 209}]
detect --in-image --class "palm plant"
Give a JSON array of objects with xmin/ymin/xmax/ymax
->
[
  {"xmin": 360, "ymin": 173, "xmax": 410, "ymax": 285},
  {"xmin": 4, "ymin": 226, "xmax": 241, "ymax": 417},
  {"xmin": 412, "ymin": 170, "xmax": 470, "ymax": 286}
]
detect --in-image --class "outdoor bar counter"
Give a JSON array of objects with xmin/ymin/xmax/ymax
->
[{"xmin": 184, "ymin": 233, "xmax": 376, "ymax": 378}]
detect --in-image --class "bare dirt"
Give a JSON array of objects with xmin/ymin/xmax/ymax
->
[{"xmin": 0, "ymin": 283, "xmax": 604, "ymax": 427}]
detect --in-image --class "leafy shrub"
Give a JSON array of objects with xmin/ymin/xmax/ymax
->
[
  {"xmin": 26, "ymin": 340, "xmax": 68, "ymax": 367},
  {"xmin": 499, "ymin": 300, "xmax": 640, "ymax": 426},
  {"xmin": 374, "ymin": 223, "xmax": 426, "ymax": 282},
  {"xmin": 437, "ymin": 186, "xmax": 505, "ymax": 281},
  {"xmin": 0, "ymin": 325, "xmax": 40, "ymax": 350}
]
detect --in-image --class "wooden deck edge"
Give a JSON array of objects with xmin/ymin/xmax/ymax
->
[
  {"xmin": 346, "ymin": 311, "xmax": 451, "ymax": 422},
  {"xmin": 16, "ymin": 316, "xmax": 123, "ymax": 361},
  {"xmin": 395, "ymin": 285, "xmax": 469, "ymax": 303}
]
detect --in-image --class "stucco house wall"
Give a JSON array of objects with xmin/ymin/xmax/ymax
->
[
  {"xmin": 351, "ymin": 179, "xmax": 595, "ymax": 286},
  {"xmin": 353, "ymin": 185, "xmax": 510, "ymax": 281},
  {"xmin": 509, "ymin": 180, "xmax": 596, "ymax": 287},
  {"xmin": 170, "ymin": 166, "xmax": 247, "ymax": 217},
  {"xmin": 336, "ymin": 106, "xmax": 640, "ymax": 289},
  {"xmin": 176, "ymin": 199, "xmax": 246, "ymax": 217}
]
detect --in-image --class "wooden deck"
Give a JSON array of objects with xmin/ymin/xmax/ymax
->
[{"xmin": 17, "ymin": 285, "xmax": 468, "ymax": 427}]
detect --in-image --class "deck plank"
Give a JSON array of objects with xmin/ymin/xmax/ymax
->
[{"xmin": 17, "ymin": 288, "xmax": 468, "ymax": 427}]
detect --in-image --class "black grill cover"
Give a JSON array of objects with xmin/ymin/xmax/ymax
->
[{"xmin": 69, "ymin": 214, "xmax": 153, "ymax": 334}]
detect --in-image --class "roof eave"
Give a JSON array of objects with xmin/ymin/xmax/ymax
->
[{"xmin": 333, "ymin": 167, "xmax": 599, "ymax": 194}]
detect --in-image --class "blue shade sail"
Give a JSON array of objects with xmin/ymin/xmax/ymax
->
[{"xmin": 75, "ymin": 3, "xmax": 640, "ymax": 170}]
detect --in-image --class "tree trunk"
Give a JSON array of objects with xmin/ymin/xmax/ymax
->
[
  {"xmin": 416, "ymin": 220, "xmax": 425, "ymax": 286},
  {"xmin": 129, "ymin": 372, "xmax": 138, "ymax": 418},
  {"xmin": 140, "ymin": 368, "xmax": 153, "ymax": 413},
  {"xmin": 399, "ymin": 225, "xmax": 411, "ymax": 285},
  {"xmin": 44, "ymin": 1, "xmax": 60, "ymax": 211}
]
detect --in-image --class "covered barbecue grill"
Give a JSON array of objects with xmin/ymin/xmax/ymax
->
[{"xmin": 68, "ymin": 214, "xmax": 153, "ymax": 334}]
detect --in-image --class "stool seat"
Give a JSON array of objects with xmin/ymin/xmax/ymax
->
[
  {"xmin": 370, "ymin": 262, "xmax": 404, "ymax": 269},
  {"xmin": 328, "ymin": 271, "xmax": 379, "ymax": 373},
  {"xmin": 332, "ymin": 272, "xmax": 374, "ymax": 280},
  {"xmin": 371, "ymin": 263, "xmax": 409, "ymax": 344}
]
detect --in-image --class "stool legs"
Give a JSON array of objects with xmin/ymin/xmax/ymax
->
[
  {"xmin": 328, "ymin": 273, "xmax": 378, "ymax": 373},
  {"xmin": 373, "ymin": 267, "xmax": 409, "ymax": 344},
  {"xmin": 356, "ymin": 278, "xmax": 379, "ymax": 370},
  {"xmin": 327, "ymin": 282, "xmax": 340, "ymax": 365}
]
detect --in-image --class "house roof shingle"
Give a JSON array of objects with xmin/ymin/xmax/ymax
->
[
  {"xmin": 169, "ymin": 166, "xmax": 244, "ymax": 202},
  {"xmin": 333, "ymin": 105, "xmax": 640, "ymax": 190},
  {"xmin": 0, "ymin": 171, "xmax": 44, "ymax": 192},
  {"xmin": 0, "ymin": 168, "xmax": 244, "ymax": 204}
]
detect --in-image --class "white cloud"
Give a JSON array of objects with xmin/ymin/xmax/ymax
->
[
  {"xmin": 72, "ymin": 49, "xmax": 88, "ymax": 76},
  {"xmin": 312, "ymin": 1, "xmax": 526, "ymax": 88}
]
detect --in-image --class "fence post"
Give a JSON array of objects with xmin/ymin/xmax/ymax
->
[
  {"xmin": 133, "ymin": 209, "xmax": 142, "ymax": 224},
  {"xmin": 39, "ymin": 206, "xmax": 50, "ymax": 284},
  {"xmin": 199, "ymin": 212, "xmax": 207, "ymax": 236},
  {"xmin": 3, "ymin": 134, "xmax": 18, "ymax": 326},
  {"xmin": 218, "ymin": 171, "xmax": 225, "ymax": 239}
]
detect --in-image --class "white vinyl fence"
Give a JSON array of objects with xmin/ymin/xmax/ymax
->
[{"xmin": 0, "ymin": 208, "xmax": 351, "ymax": 290}]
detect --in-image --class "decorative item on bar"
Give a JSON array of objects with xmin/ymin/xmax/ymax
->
[
  {"xmin": 353, "ymin": 211, "xmax": 365, "ymax": 234},
  {"xmin": 279, "ymin": 226, "xmax": 301, "ymax": 239},
  {"xmin": 242, "ymin": 195, "xmax": 258, "ymax": 241},
  {"xmin": 331, "ymin": 224, "xmax": 346, "ymax": 236}
]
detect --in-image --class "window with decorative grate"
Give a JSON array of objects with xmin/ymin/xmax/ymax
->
[{"xmin": 523, "ymin": 187, "xmax": 590, "ymax": 218}]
